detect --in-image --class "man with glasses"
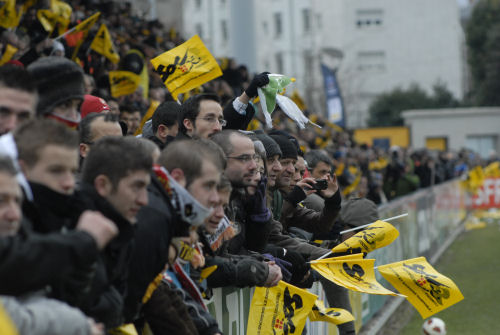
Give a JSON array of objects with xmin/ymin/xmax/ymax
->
[{"xmin": 177, "ymin": 93, "xmax": 226, "ymax": 140}]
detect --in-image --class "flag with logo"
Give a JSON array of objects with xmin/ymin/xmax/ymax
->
[
  {"xmin": 151, "ymin": 34, "xmax": 222, "ymax": 100},
  {"xmin": 0, "ymin": 0, "xmax": 22, "ymax": 28},
  {"xmin": 377, "ymin": 257, "xmax": 464, "ymax": 318},
  {"xmin": 0, "ymin": 44, "xmax": 18, "ymax": 66},
  {"xmin": 62, "ymin": 12, "xmax": 100, "ymax": 60},
  {"xmin": 50, "ymin": 0, "xmax": 72, "ymax": 34},
  {"xmin": 311, "ymin": 258, "xmax": 398, "ymax": 296},
  {"xmin": 308, "ymin": 300, "xmax": 354, "ymax": 325},
  {"xmin": 109, "ymin": 71, "xmax": 141, "ymax": 97},
  {"xmin": 331, "ymin": 220, "xmax": 399, "ymax": 255},
  {"xmin": 247, "ymin": 281, "xmax": 317, "ymax": 335},
  {"xmin": 90, "ymin": 23, "xmax": 120, "ymax": 63},
  {"xmin": 484, "ymin": 161, "xmax": 500, "ymax": 178}
]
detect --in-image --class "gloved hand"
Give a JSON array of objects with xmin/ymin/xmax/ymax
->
[
  {"xmin": 245, "ymin": 72, "xmax": 270, "ymax": 98},
  {"xmin": 281, "ymin": 250, "xmax": 310, "ymax": 286},
  {"xmin": 263, "ymin": 253, "xmax": 292, "ymax": 282},
  {"xmin": 248, "ymin": 176, "xmax": 271, "ymax": 223}
]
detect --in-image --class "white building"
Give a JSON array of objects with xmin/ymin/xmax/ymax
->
[
  {"xmin": 152, "ymin": 0, "xmax": 465, "ymax": 128},
  {"xmin": 403, "ymin": 107, "xmax": 500, "ymax": 158}
]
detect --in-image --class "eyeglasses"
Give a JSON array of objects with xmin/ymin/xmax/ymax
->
[
  {"xmin": 196, "ymin": 116, "xmax": 227, "ymax": 127},
  {"xmin": 227, "ymin": 154, "xmax": 259, "ymax": 163}
]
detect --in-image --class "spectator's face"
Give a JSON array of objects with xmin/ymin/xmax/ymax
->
[
  {"xmin": 22, "ymin": 145, "xmax": 78, "ymax": 195},
  {"xmin": 80, "ymin": 117, "xmax": 123, "ymax": 158},
  {"xmin": 277, "ymin": 158, "xmax": 296, "ymax": 189},
  {"xmin": 189, "ymin": 100, "xmax": 223, "ymax": 139},
  {"xmin": 224, "ymin": 135, "xmax": 257, "ymax": 187},
  {"xmin": 0, "ymin": 172, "xmax": 22, "ymax": 236},
  {"xmin": 51, "ymin": 98, "xmax": 82, "ymax": 123},
  {"xmin": 186, "ymin": 160, "xmax": 220, "ymax": 209},
  {"xmin": 204, "ymin": 188, "xmax": 230, "ymax": 234},
  {"xmin": 311, "ymin": 161, "xmax": 332, "ymax": 180},
  {"xmin": 291, "ymin": 156, "xmax": 306, "ymax": 188},
  {"xmin": 247, "ymin": 156, "xmax": 264, "ymax": 195},
  {"xmin": 107, "ymin": 100, "xmax": 120, "ymax": 115},
  {"xmin": 120, "ymin": 111, "xmax": 141, "ymax": 135},
  {"xmin": 98, "ymin": 170, "xmax": 150, "ymax": 224},
  {"xmin": 0, "ymin": 86, "xmax": 37, "ymax": 135},
  {"xmin": 266, "ymin": 155, "xmax": 282, "ymax": 188}
]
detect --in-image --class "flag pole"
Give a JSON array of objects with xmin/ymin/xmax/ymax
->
[
  {"xmin": 340, "ymin": 213, "xmax": 409, "ymax": 235},
  {"xmin": 54, "ymin": 25, "xmax": 76, "ymax": 40},
  {"xmin": 314, "ymin": 213, "xmax": 409, "ymax": 261}
]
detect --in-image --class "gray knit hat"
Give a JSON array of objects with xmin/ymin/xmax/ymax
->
[
  {"xmin": 254, "ymin": 130, "xmax": 282, "ymax": 159},
  {"xmin": 340, "ymin": 198, "xmax": 379, "ymax": 227},
  {"xmin": 27, "ymin": 57, "xmax": 85, "ymax": 116}
]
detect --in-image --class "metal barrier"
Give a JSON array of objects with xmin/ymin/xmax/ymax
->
[{"xmin": 205, "ymin": 179, "xmax": 467, "ymax": 334}]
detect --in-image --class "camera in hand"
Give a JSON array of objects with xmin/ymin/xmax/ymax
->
[{"xmin": 311, "ymin": 179, "xmax": 328, "ymax": 191}]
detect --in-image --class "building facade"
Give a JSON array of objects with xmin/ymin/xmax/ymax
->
[{"xmin": 152, "ymin": 0, "xmax": 465, "ymax": 129}]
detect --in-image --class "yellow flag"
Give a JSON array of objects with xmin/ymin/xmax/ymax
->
[
  {"xmin": 331, "ymin": 220, "xmax": 399, "ymax": 255},
  {"xmin": 0, "ymin": 44, "xmax": 18, "ymax": 66},
  {"xmin": 378, "ymin": 257, "xmax": 464, "ymax": 319},
  {"xmin": 67, "ymin": 12, "xmax": 101, "ymax": 60},
  {"xmin": 134, "ymin": 100, "xmax": 160, "ymax": 136},
  {"xmin": 0, "ymin": 0, "xmax": 22, "ymax": 28},
  {"xmin": 51, "ymin": 0, "xmax": 72, "ymax": 34},
  {"xmin": 199, "ymin": 265, "xmax": 218, "ymax": 282},
  {"xmin": 247, "ymin": 281, "xmax": 317, "ymax": 335},
  {"xmin": 308, "ymin": 300, "xmax": 354, "ymax": 325},
  {"xmin": 151, "ymin": 35, "xmax": 222, "ymax": 100},
  {"xmin": 37, "ymin": 9, "xmax": 59, "ymax": 32},
  {"xmin": 290, "ymin": 89, "xmax": 307, "ymax": 111},
  {"xmin": 0, "ymin": 302, "xmax": 18, "ymax": 335},
  {"xmin": 484, "ymin": 161, "xmax": 500, "ymax": 178},
  {"xmin": 90, "ymin": 23, "xmax": 120, "ymax": 63},
  {"xmin": 109, "ymin": 71, "xmax": 141, "ymax": 98},
  {"xmin": 312, "ymin": 253, "xmax": 364, "ymax": 264},
  {"xmin": 108, "ymin": 324, "xmax": 139, "ymax": 335},
  {"xmin": 311, "ymin": 258, "xmax": 398, "ymax": 296}
]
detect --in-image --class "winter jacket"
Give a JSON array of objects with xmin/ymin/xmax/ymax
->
[
  {"xmin": 279, "ymin": 189, "xmax": 341, "ymax": 235},
  {"xmin": 1, "ymin": 295, "xmax": 91, "ymax": 335},
  {"xmin": 124, "ymin": 174, "xmax": 179, "ymax": 322},
  {"xmin": 0, "ymin": 228, "xmax": 98, "ymax": 295},
  {"xmin": 74, "ymin": 183, "xmax": 136, "ymax": 329},
  {"xmin": 224, "ymin": 188, "xmax": 271, "ymax": 255}
]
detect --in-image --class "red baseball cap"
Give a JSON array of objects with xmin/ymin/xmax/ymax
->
[{"xmin": 80, "ymin": 94, "xmax": 110, "ymax": 119}]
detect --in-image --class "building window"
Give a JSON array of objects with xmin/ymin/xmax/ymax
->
[
  {"xmin": 302, "ymin": 8, "xmax": 311, "ymax": 33},
  {"xmin": 356, "ymin": 9, "xmax": 384, "ymax": 28},
  {"xmin": 275, "ymin": 52, "xmax": 284, "ymax": 73},
  {"xmin": 195, "ymin": 23, "xmax": 203, "ymax": 39},
  {"xmin": 357, "ymin": 51, "xmax": 386, "ymax": 71},
  {"xmin": 274, "ymin": 12, "xmax": 282, "ymax": 37},
  {"xmin": 466, "ymin": 135, "xmax": 497, "ymax": 158},
  {"xmin": 221, "ymin": 20, "xmax": 228, "ymax": 41}
]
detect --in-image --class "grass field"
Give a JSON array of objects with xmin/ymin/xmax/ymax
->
[{"xmin": 400, "ymin": 219, "xmax": 500, "ymax": 334}]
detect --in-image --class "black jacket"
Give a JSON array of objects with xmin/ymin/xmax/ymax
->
[
  {"xmin": 123, "ymin": 174, "xmax": 180, "ymax": 322},
  {"xmin": 223, "ymin": 98, "xmax": 255, "ymax": 130},
  {"xmin": 0, "ymin": 226, "xmax": 98, "ymax": 295},
  {"xmin": 225, "ymin": 188, "xmax": 271, "ymax": 255},
  {"xmin": 75, "ymin": 183, "xmax": 136, "ymax": 329}
]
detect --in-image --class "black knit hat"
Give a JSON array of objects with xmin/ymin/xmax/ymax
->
[
  {"xmin": 269, "ymin": 134, "xmax": 298, "ymax": 160},
  {"xmin": 340, "ymin": 198, "xmax": 378, "ymax": 227},
  {"xmin": 254, "ymin": 130, "xmax": 282, "ymax": 159},
  {"xmin": 27, "ymin": 57, "xmax": 84, "ymax": 116}
]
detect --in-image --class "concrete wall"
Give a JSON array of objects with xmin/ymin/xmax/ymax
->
[{"xmin": 402, "ymin": 107, "xmax": 500, "ymax": 156}]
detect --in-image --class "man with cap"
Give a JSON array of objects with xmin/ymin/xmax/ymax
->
[
  {"xmin": 27, "ymin": 56, "xmax": 85, "ymax": 128},
  {"xmin": 80, "ymin": 95, "xmax": 111, "ymax": 119}
]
